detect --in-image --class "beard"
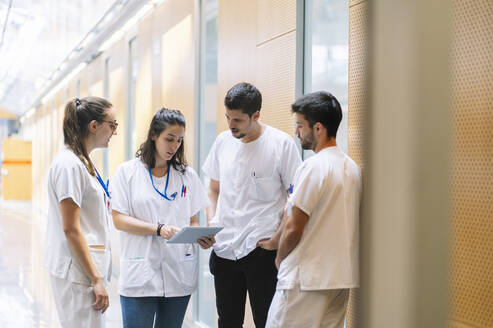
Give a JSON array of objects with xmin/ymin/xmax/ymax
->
[
  {"xmin": 231, "ymin": 120, "xmax": 252, "ymax": 140},
  {"xmin": 231, "ymin": 130, "xmax": 246, "ymax": 139},
  {"xmin": 300, "ymin": 130, "xmax": 316, "ymax": 150}
]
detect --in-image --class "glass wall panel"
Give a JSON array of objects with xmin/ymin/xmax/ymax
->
[
  {"xmin": 304, "ymin": 0, "xmax": 349, "ymax": 156},
  {"xmin": 127, "ymin": 37, "xmax": 138, "ymax": 160},
  {"xmin": 196, "ymin": 0, "xmax": 218, "ymax": 326}
]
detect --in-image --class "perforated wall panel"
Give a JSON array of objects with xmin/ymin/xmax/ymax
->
[
  {"xmin": 346, "ymin": 1, "xmax": 367, "ymax": 327},
  {"xmin": 450, "ymin": 1, "xmax": 493, "ymax": 327},
  {"xmin": 256, "ymin": 0, "xmax": 296, "ymax": 45},
  {"xmin": 255, "ymin": 31, "xmax": 296, "ymax": 137},
  {"xmin": 348, "ymin": 0, "xmax": 367, "ymax": 169},
  {"xmin": 218, "ymin": 0, "xmax": 296, "ymax": 137}
]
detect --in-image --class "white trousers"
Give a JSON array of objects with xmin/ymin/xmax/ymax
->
[
  {"xmin": 50, "ymin": 275, "xmax": 105, "ymax": 328},
  {"xmin": 266, "ymin": 285, "xmax": 349, "ymax": 328}
]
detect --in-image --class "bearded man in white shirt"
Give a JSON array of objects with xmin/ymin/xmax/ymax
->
[
  {"xmin": 266, "ymin": 91, "xmax": 362, "ymax": 328},
  {"xmin": 202, "ymin": 82, "xmax": 302, "ymax": 328}
]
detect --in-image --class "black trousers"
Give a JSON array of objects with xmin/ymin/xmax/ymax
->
[{"xmin": 209, "ymin": 247, "xmax": 278, "ymax": 328}]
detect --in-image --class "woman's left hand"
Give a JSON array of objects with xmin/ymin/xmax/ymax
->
[{"xmin": 197, "ymin": 235, "xmax": 215, "ymax": 249}]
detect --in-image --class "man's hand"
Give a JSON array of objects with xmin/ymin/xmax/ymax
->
[
  {"xmin": 197, "ymin": 235, "xmax": 216, "ymax": 249},
  {"xmin": 92, "ymin": 278, "xmax": 109, "ymax": 313},
  {"xmin": 275, "ymin": 206, "xmax": 309, "ymax": 268},
  {"xmin": 257, "ymin": 238, "xmax": 278, "ymax": 250}
]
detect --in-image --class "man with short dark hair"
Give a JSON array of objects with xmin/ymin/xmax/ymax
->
[
  {"xmin": 266, "ymin": 91, "xmax": 362, "ymax": 328},
  {"xmin": 202, "ymin": 82, "xmax": 302, "ymax": 327}
]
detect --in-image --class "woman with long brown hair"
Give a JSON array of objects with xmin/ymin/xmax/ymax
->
[
  {"xmin": 44, "ymin": 97, "xmax": 117, "ymax": 328},
  {"xmin": 111, "ymin": 108, "xmax": 214, "ymax": 328}
]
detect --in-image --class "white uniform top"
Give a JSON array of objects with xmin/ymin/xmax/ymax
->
[
  {"xmin": 277, "ymin": 146, "xmax": 362, "ymax": 290},
  {"xmin": 202, "ymin": 125, "xmax": 302, "ymax": 260},
  {"xmin": 44, "ymin": 147, "xmax": 112, "ymax": 285},
  {"xmin": 110, "ymin": 158, "xmax": 209, "ymax": 297}
]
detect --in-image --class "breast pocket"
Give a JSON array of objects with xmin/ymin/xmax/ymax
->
[{"xmin": 248, "ymin": 176, "xmax": 281, "ymax": 202}]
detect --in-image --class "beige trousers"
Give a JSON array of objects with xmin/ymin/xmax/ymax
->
[
  {"xmin": 50, "ymin": 275, "xmax": 105, "ymax": 328},
  {"xmin": 266, "ymin": 285, "xmax": 349, "ymax": 328}
]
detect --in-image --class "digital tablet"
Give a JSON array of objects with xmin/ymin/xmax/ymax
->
[{"xmin": 167, "ymin": 227, "xmax": 223, "ymax": 244}]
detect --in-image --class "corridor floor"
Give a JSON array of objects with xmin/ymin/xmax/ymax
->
[{"xmin": 0, "ymin": 201, "xmax": 122, "ymax": 327}]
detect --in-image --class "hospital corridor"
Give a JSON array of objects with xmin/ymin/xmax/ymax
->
[{"xmin": 0, "ymin": 0, "xmax": 492, "ymax": 327}]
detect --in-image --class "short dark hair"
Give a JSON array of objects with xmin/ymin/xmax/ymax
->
[
  {"xmin": 224, "ymin": 82, "xmax": 262, "ymax": 116},
  {"xmin": 136, "ymin": 108, "xmax": 187, "ymax": 173},
  {"xmin": 291, "ymin": 91, "xmax": 342, "ymax": 138}
]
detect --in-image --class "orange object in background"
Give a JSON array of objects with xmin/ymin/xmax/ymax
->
[{"xmin": 1, "ymin": 138, "xmax": 32, "ymax": 200}]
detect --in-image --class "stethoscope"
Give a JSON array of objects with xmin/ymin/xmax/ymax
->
[{"xmin": 148, "ymin": 164, "xmax": 186, "ymax": 201}]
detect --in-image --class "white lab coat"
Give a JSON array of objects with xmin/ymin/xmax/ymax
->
[
  {"xmin": 202, "ymin": 125, "xmax": 301, "ymax": 260},
  {"xmin": 267, "ymin": 146, "xmax": 361, "ymax": 328},
  {"xmin": 110, "ymin": 158, "xmax": 209, "ymax": 297},
  {"xmin": 277, "ymin": 146, "xmax": 362, "ymax": 290},
  {"xmin": 44, "ymin": 147, "xmax": 112, "ymax": 328}
]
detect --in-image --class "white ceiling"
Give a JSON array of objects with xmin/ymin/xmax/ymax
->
[{"xmin": 0, "ymin": 0, "xmax": 116, "ymax": 115}]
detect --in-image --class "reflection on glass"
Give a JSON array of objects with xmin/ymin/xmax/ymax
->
[
  {"xmin": 304, "ymin": 0, "xmax": 349, "ymax": 155},
  {"xmin": 127, "ymin": 37, "xmax": 138, "ymax": 160},
  {"xmin": 197, "ymin": 0, "xmax": 218, "ymax": 327}
]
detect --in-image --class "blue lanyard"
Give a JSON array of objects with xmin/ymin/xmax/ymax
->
[
  {"xmin": 148, "ymin": 165, "xmax": 178, "ymax": 201},
  {"xmin": 94, "ymin": 168, "xmax": 110, "ymax": 198}
]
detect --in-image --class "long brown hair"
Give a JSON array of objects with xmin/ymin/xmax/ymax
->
[
  {"xmin": 136, "ymin": 108, "xmax": 187, "ymax": 173},
  {"xmin": 63, "ymin": 96, "xmax": 112, "ymax": 176}
]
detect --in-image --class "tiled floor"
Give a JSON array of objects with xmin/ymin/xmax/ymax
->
[{"xmin": 0, "ymin": 201, "xmax": 122, "ymax": 327}]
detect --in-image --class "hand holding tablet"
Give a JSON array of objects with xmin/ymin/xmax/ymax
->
[{"xmin": 167, "ymin": 226, "xmax": 223, "ymax": 244}]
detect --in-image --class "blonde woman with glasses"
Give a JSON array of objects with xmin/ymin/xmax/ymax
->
[{"xmin": 44, "ymin": 97, "xmax": 117, "ymax": 328}]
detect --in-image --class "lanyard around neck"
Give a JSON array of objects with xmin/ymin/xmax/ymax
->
[
  {"xmin": 94, "ymin": 168, "xmax": 110, "ymax": 198},
  {"xmin": 148, "ymin": 165, "xmax": 177, "ymax": 201}
]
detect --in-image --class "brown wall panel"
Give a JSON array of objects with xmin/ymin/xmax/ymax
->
[
  {"xmin": 256, "ymin": 0, "xmax": 296, "ymax": 45},
  {"xmin": 217, "ymin": 0, "xmax": 257, "ymax": 133},
  {"xmin": 40, "ymin": 106, "xmax": 50, "ymax": 210},
  {"xmin": 218, "ymin": 0, "xmax": 296, "ymax": 136},
  {"xmin": 160, "ymin": 0, "xmax": 196, "ymax": 166},
  {"xmin": 108, "ymin": 67, "xmax": 126, "ymax": 178},
  {"xmin": 87, "ymin": 55, "xmax": 104, "ymax": 90},
  {"xmin": 53, "ymin": 88, "xmax": 65, "ymax": 160},
  {"xmin": 150, "ymin": 11, "xmax": 163, "ymax": 112},
  {"xmin": 79, "ymin": 69, "xmax": 89, "ymax": 97},
  {"xmin": 56, "ymin": 105, "xmax": 64, "ymax": 149},
  {"xmin": 450, "ymin": 1, "xmax": 493, "ymax": 327},
  {"xmin": 135, "ymin": 14, "xmax": 154, "ymax": 150},
  {"xmin": 106, "ymin": 38, "xmax": 126, "ymax": 71},
  {"xmin": 89, "ymin": 80, "xmax": 105, "ymax": 170},
  {"xmin": 32, "ymin": 107, "xmax": 41, "ymax": 209},
  {"xmin": 255, "ymin": 31, "xmax": 296, "ymax": 136}
]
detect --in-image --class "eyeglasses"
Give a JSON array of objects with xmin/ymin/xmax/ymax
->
[{"xmin": 102, "ymin": 120, "xmax": 118, "ymax": 131}]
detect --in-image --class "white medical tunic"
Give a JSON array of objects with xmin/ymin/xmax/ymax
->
[
  {"xmin": 44, "ymin": 147, "xmax": 112, "ymax": 285},
  {"xmin": 110, "ymin": 158, "xmax": 209, "ymax": 297},
  {"xmin": 202, "ymin": 125, "xmax": 302, "ymax": 260},
  {"xmin": 277, "ymin": 146, "xmax": 362, "ymax": 290}
]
